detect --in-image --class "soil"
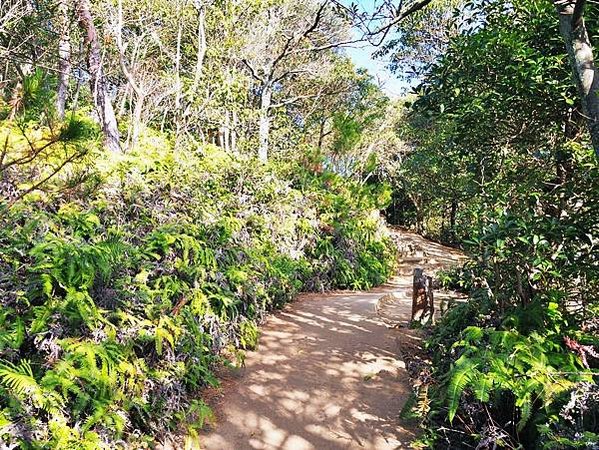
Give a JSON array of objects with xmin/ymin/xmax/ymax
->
[{"xmin": 199, "ymin": 229, "xmax": 465, "ymax": 450}]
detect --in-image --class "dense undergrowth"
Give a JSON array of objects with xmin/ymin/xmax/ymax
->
[
  {"xmin": 0, "ymin": 117, "xmax": 396, "ymax": 448},
  {"xmin": 395, "ymin": 1, "xmax": 599, "ymax": 448}
]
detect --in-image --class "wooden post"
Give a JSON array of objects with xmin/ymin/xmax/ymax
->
[{"xmin": 412, "ymin": 268, "xmax": 435, "ymax": 325}]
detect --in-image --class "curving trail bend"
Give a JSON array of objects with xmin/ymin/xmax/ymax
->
[{"xmin": 200, "ymin": 229, "xmax": 465, "ymax": 450}]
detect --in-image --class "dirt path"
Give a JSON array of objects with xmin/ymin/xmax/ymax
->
[{"xmin": 200, "ymin": 229, "xmax": 465, "ymax": 450}]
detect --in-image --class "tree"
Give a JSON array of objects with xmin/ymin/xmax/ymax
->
[
  {"xmin": 389, "ymin": 1, "xmax": 599, "ymax": 446},
  {"xmin": 373, "ymin": 0, "xmax": 461, "ymax": 80},
  {"xmin": 56, "ymin": 0, "xmax": 72, "ymax": 119},
  {"xmin": 111, "ymin": 0, "xmax": 168, "ymax": 149},
  {"xmin": 76, "ymin": 0, "xmax": 121, "ymax": 152},
  {"xmin": 240, "ymin": 0, "xmax": 352, "ymax": 161},
  {"xmin": 553, "ymin": 0, "xmax": 599, "ymax": 157}
]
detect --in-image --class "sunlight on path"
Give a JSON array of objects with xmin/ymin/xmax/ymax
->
[{"xmin": 200, "ymin": 229, "xmax": 464, "ymax": 450}]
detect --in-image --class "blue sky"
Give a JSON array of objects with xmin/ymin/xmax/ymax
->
[
  {"xmin": 344, "ymin": 44, "xmax": 409, "ymax": 98},
  {"xmin": 340, "ymin": 0, "xmax": 412, "ymax": 98}
]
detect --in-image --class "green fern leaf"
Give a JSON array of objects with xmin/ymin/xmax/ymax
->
[
  {"xmin": 447, "ymin": 357, "xmax": 477, "ymax": 422},
  {"xmin": 517, "ymin": 393, "xmax": 532, "ymax": 432},
  {"xmin": 0, "ymin": 360, "xmax": 63, "ymax": 413},
  {"xmin": 472, "ymin": 373, "xmax": 492, "ymax": 402}
]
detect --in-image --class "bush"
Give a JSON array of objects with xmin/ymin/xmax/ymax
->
[
  {"xmin": 412, "ymin": 198, "xmax": 599, "ymax": 448},
  {"xmin": 0, "ymin": 129, "xmax": 396, "ymax": 448}
]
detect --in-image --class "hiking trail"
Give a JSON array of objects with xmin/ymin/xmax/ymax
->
[{"xmin": 200, "ymin": 229, "xmax": 465, "ymax": 450}]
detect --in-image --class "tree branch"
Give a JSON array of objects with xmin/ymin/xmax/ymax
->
[
  {"xmin": 242, "ymin": 59, "xmax": 264, "ymax": 83},
  {"xmin": 572, "ymin": 0, "xmax": 586, "ymax": 29},
  {"xmin": 270, "ymin": 1, "xmax": 328, "ymax": 73},
  {"xmin": 270, "ymin": 89, "xmax": 347, "ymax": 109},
  {"xmin": 329, "ymin": 0, "xmax": 434, "ymax": 47}
]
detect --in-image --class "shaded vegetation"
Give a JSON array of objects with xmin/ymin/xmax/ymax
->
[
  {"xmin": 391, "ymin": 0, "xmax": 599, "ymax": 448},
  {"xmin": 0, "ymin": 115, "xmax": 395, "ymax": 447}
]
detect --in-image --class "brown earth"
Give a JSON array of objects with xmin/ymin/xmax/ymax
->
[{"xmin": 199, "ymin": 229, "xmax": 465, "ymax": 450}]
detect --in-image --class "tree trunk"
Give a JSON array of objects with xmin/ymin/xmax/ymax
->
[
  {"xmin": 174, "ymin": 20, "xmax": 183, "ymax": 145},
  {"xmin": 555, "ymin": 0, "xmax": 599, "ymax": 157},
  {"xmin": 56, "ymin": 0, "xmax": 71, "ymax": 119},
  {"xmin": 116, "ymin": 0, "xmax": 148, "ymax": 151},
  {"xmin": 131, "ymin": 94, "xmax": 144, "ymax": 150},
  {"xmin": 258, "ymin": 83, "xmax": 272, "ymax": 162},
  {"xmin": 191, "ymin": 0, "xmax": 206, "ymax": 92},
  {"xmin": 76, "ymin": 0, "xmax": 121, "ymax": 152},
  {"xmin": 317, "ymin": 119, "xmax": 326, "ymax": 149},
  {"xmin": 231, "ymin": 110, "xmax": 238, "ymax": 153},
  {"xmin": 8, "ymin": 80, "xmax": 22, "ymax": 120},
  {"xmin": 180, "ymin": 0, "xmax": 207, "ymax": 138},
  {"xmin": 223, "ymin": 110, "xmax": 231, "ymax": 153},
  {"xmin": 217, "ymin": 127, "xmax": 225, "ymax": 148},
  {"xmin": 450, "ymin": 199, "xmax": 457, "ymax": 230}
]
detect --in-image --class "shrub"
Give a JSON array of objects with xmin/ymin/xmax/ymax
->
[{"xmin": 0, "ymin": 127, "xmax": 396, "ymax": 448}]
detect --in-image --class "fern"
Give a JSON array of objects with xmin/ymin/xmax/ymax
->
[
  {"xmin": 471, "ymin": 372, "xmax": 492, "ymax": 403},
  {"xmin": 0, "ymin": 359, "xmax": 63, "ymax": 414},
  {"xmin": 0, "ymin": 310, "xmax": 24, "ymax": 350},
  {"xmin": 0, "ymin": 142, "xmax": 399, "ymax": 447},
  {"xmin": 447, "ymin": 356, "xmax": 478, "ymax": 422},
  {"xmin": 516, "ymin": 393, "xmax": 533, "ymax": 432}
]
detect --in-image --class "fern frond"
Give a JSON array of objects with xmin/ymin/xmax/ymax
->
[
  {"xmin": 0, "ymin": 360, "xmax": 63, "ymax": 413},
  {"xmin": 471, "ymin": 373, "xmax": 492, "ymax": 402},
  {"xmin": 517, "ymin": 393, "xmax": 532, "ymax": 432},
  {"xmin": 447, "ymin": 357, "xmax": 477, "ymax": 422},
  {"xmin": 0, "ymin": 359, "xmax": 36, "ymax": 393},
  {"xmin": 462, "ymin": 326, "xmax": 484, "ymax": 342}
]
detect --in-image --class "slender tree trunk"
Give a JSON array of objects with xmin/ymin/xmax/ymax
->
[
  {"xmin": 56, "ymin": 0, "xmax": 71, "ymax": 119},
  {"xmin": 118, "ymin": 83, "xmax": 130, "ymax": 118},
  {"xmin": 76, "ymin": 0, "xmax": 121, "ymax": 152},
  {"xmin": 258, "ymin": 83, "xmax": 272, "ymax": 162},
  {"xmin": 131, "ymin": 94, "xmax": 144, "ymax": 149},
  {"xmin": 8, "ymin": 82, "xmax": 21, "ymax": 120},
  {"xmin": 191, "ymin": 0, "xmax": 206, "ymax": 92},
  {"xmin": 317, "ymin": 119, "xmax": 326, "ymax": 149},
  {"xmin": 231, "ymin": 110, "xmax": 238, "ymax": 153},
  {"xmin": 116, "ymin": 0, "xmax": 149, "ymax": 151},
  {"xmin": 450, "ymin": 199, "xmax": 457, "ymax": 230},
  {"xmin": 71, "ymin": 62, "xmax": 82, "ymax": 113},
  {"xmin": 223, "ymin": 110, "xmax": 231, "ymax": 153},
  {"xmin": 174, "ymin": 20, "xmax": 183, "ymax": 145},
  {"xmin": 217, "ymin": 127, "xmax": 224, "ymax": 147},
  {"xmin": 555, "ymin": 0, "xmax": 599, "ymax": 157},
  {"xmin": 180, "ymin": 0, "xmax": 207, "ymax": 133}
]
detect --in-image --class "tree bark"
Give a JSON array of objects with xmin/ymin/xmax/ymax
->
[
  {"xmin": 56, "ymin": 0, "xmax": 71, "ymax": 119},
  {"xmin": 258, "ymin": 83, "xmax": 272, "ymax": 162},
  {"xmin": 231, "ymin": 110, "xmax": 238, "ymax": 153},
  {"xmin": 179, "ymin": 0, "xmax": 207, "ymax": 140},
  {"xmin": 174, "ymin": 20, "xmax": 183, "ymax": 144},
  {"xmin": 217, "ymin": 127, "xmax": 224, "ymax": 148},
  {"xmin": 76, "ymin": 0, "xmax": 121, "ymax": 152},
  {"xmin": 555, "ymin": 0, "xmax": 599, "ymax": 157},
  {"xmin": 131, "ymin": 94, "xmax": 144, "ymax": 149},
  {"xmin": 317, "ymin": 119, "xmax": 326, "ymax": 149},
  {"xmin": 223, "ymin": 110, "xmax": 231, "ymax": 153},
  {"xmin": 115, "ymin": 0, "xmax": 148, "ymax": 150},
  {"xmin": 191, "ymin": 0, "xmax": 207, "ymax": 92},
  {"xmin": 450, "ymin": 199, "xmax": 457, "ymax": 230}
]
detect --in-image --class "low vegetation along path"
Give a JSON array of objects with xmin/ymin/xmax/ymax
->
[{"xmin": 201, "ymin": 229, "xmax": 465, "ymax": 450}]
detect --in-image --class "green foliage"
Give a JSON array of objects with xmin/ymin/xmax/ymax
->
[
  {"xmin": 391, "ymin": 0, "xmax": 599, "ymax": 447},
  {"xmin": 0, "ymin": 126, "xmax": 396, "ymax": 447}
]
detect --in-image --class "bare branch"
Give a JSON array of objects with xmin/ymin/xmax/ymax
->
[
  {"xmin": 270, "ymin": 89, "xmax": 347, "ymax": 109},
  {"xmin": 242, "ymin": 59, "xmax": 264, "ymax": 83}
]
